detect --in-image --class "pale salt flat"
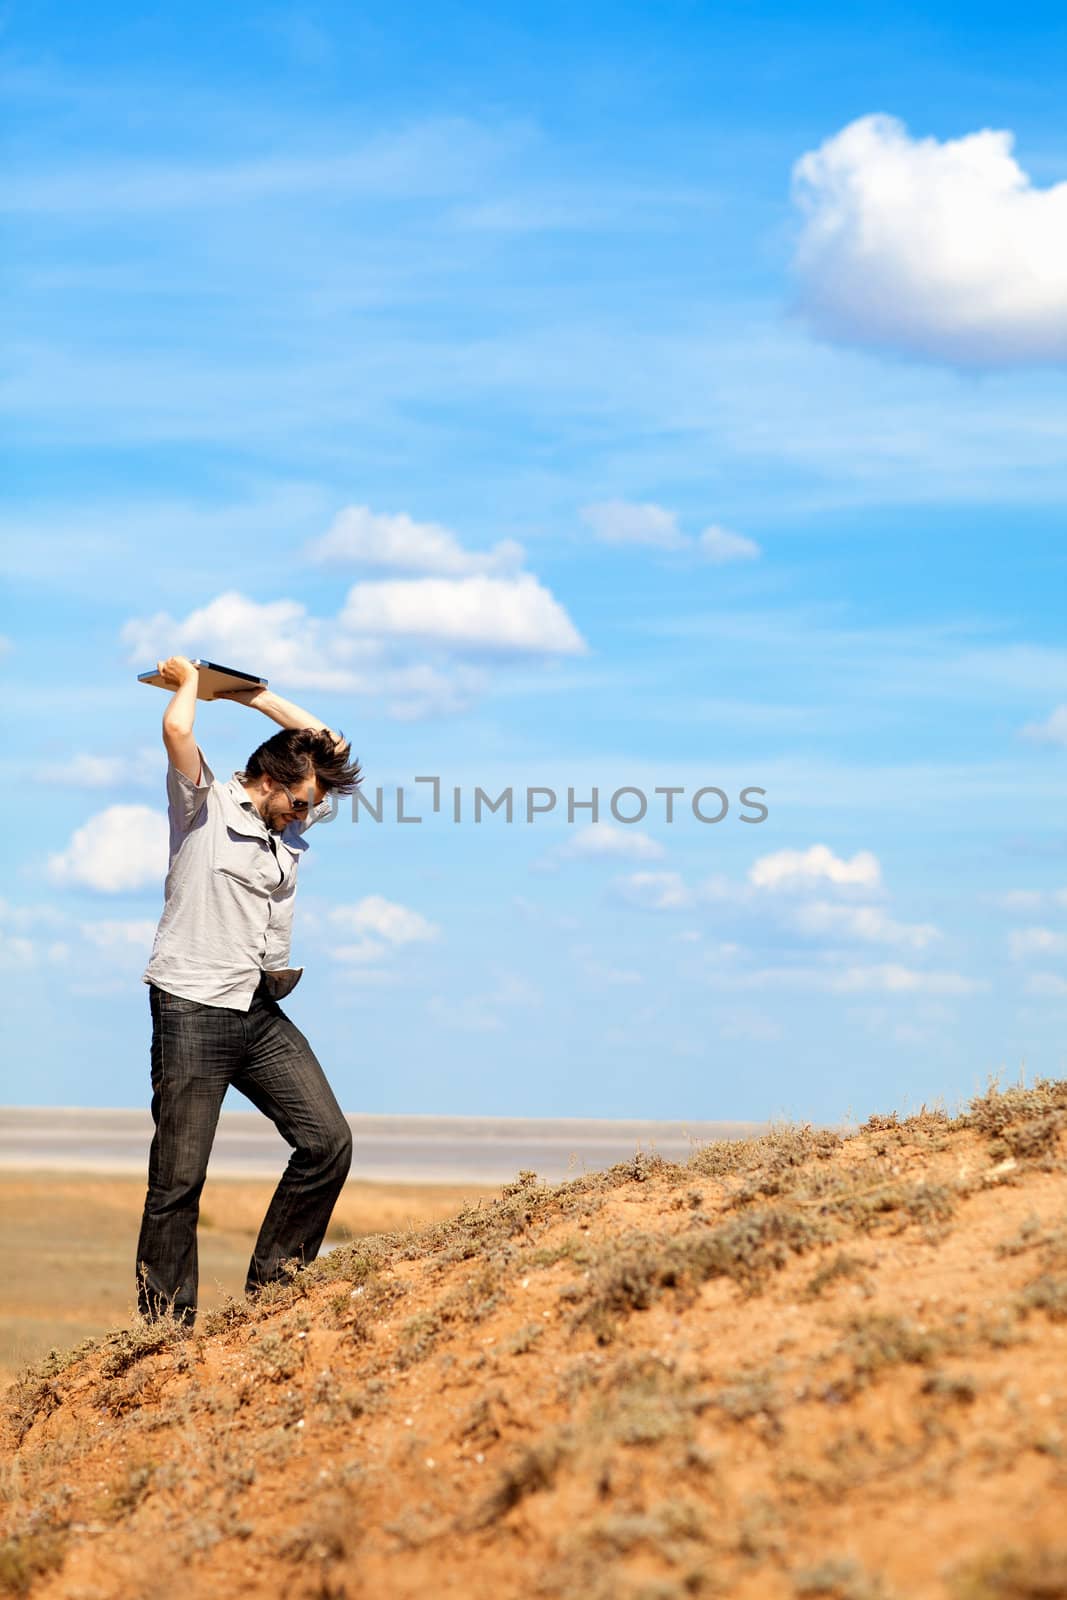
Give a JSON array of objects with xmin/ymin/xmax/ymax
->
[{"xmin": 0, "ymin": 1107, "xmax": 767, "ymax": 1185}]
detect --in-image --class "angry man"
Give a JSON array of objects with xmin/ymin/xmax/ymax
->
[{"xmin": 136, "ymin": 653, "xmax": 362, "ymax": 1326}]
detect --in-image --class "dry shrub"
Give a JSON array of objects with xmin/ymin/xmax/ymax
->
[
  {"xmin": 804, "ymin": 1252, "xmax": 869, "ymax": 1299},
  {"xmin": 1017, "ymin": 1274, "xmax": 1067, "ymax": 1321},
  {"xmin": 275, "ymin": 1489, "xmax": 362, "ymax": 1565},
  {"xmin": 0, "ymin": 1525, "xmax": 68, "ymax": 1596},
  {"xmin": 950, "ymin": 1546, "xmax": 1067, "ymax": 1598},
  {"xmin": 1001, "ymin": 1113, "xmax": 1065, "ymax": 1160},
  {"xmin": 574, "ymin": 1205, "xmax": 830, "ymax": 1343},
  {"xmin": 466, "ymin": 1432, "xmax": 572, "ymax": 1529},
  {"xmin": 964, "ymin": 1079, "xmax": 1067, "ymax": 1141},
  {"xmin": 5, "ymin": 1339, "xmax": 101, "ymax": 1444},
  {"xmin": 688, "ymin": 1124, "xmax": 842, "ymax": 1184},
  {"xmin": 587, "ymin": 1357, "xmax": 711, "ymax": 1448},
  {"xmin": 794, "ymin": 1557, "xmax": 892, "ymax": 1599},
  {"xmin": 823, "ymin": 1312, "xmax": 943, "ymax": 1400},
  {"xmin": 98, "ymin": 1317, "xmax": 189, "ymax": 1380}
]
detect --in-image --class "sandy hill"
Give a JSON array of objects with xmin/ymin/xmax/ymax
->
[{"xmin": 3, "ymin": 1079, "xmax": 1066, "ymax": 1600}]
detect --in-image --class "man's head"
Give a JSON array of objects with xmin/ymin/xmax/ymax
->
[{"xmin": 239, "ymin": 727, "xmax": 361, "ymax": 834}]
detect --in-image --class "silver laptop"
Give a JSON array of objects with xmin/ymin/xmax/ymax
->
[{"xmin": 138, "ymin": 660, "xmax": 268, "ymax": 702}]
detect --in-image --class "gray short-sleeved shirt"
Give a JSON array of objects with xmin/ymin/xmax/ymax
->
[{"xmin": 142, "ymin": 747, "xmax": 333, "ymax": 1010}]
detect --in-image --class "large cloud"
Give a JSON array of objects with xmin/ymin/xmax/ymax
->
[
  {"xmin": 47, "ymin": 806, "xmax": 168, "ymax": 892},
  {"xmin": 122, "ymin": 569, "xmax": 585, "ymax": 720},
  {"xmin": 339, "ymin": 574, "xmax": 585, "ymax": 654},
  {"xmin": 122, "ymin": 593, "xmax": 371, "ymax": 694},
  {"xmin": 307, "ymin": 505, "xmax": 524, "ymax": 576},
  {"xmin": 791, "ymin": 114, "xmax": 1067, "ymax": 367}
]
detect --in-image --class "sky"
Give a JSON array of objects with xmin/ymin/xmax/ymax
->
[{"xmin": 3, "ymin": 0, "xmax": 1067, "ymax": 1122}]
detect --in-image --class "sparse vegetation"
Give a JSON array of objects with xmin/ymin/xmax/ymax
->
[
  {"xmin": 0, "ymin": 1524, "xmax": 68, "ymax": 1597},
  {"xmin": 3, "ymin": 1081, "xmax": 1066, "ymax": 1600}
]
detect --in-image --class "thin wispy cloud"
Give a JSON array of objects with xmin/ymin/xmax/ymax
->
[
  {"xmin": 2, "ymin": 118, "xmax": 527, "ymax": 215},
  {"xmin": 581, "ymin": 500, "xmax": 759, "ymax": 562},
  {"xmin": 1021, "ymin": 705, "xmax": 1067, "ymax": 746}
]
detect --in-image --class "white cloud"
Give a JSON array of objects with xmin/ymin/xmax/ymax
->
[
  {"xmin": 375, "ymin": 662, "xmax": 489, "ymax": 722},
  {"xmin": 50, "ymin": 754, "xmax": 129, "ymax": 788},
  {"xmin": 697, "ymin": 524, "xmax": 760, "ymax": 563},
  {"xmin": 719, "ymin": 1009, "xmax": 783, "ymax": 1043},
  {"xmin": 581, "ymin": 500, "xmax": 760, "ymax": 563},
  {"xmin": 46, "ymin": 805, "xmax": 168, "ymax": 892},
  {"xmin": 328, "ymin": 895, "xmax": 439, "ymax": 948},
  {"xmin": 6, "ymin": 935, "xmax": 37, "ymax": 965},
  {"xmin": 993, "ymin": 889, "xmax": 1047, "ymax": 913},
  {"xmin": 41, "ymin": 747, "xmax": 162, "ymax": 790},
  {"xmin": 3, "ymin": 118, "xmax": 519, "ymax": 216},
  {"xmin": 1027, "ymin": 972, "xmax": 1067, "ymax": 997},
  {"xmin": 708, "ymin": 962, "xmax": 979, "ymax": 996},
  {"xmin": 792, "ymin": 113, "xmax": 1067, "ymax": 368},
  {"xmin": 1008, "ymin": 926, "xmax": 1067, "ymax": 961},
  {"xmin": 792, "ymin": 900, "xmax": 940, "ymax": 951},
  {"xmin": 993, "ymin": 887, "xmax": 1067, "ymax": 913},
  {"xmin": 308, "ymin": 505, "xmax": 524, "ymax": 576},
  {"xmin": 122, "ymin": 574, "xmax": 583, "ymax": 721},
  {"xmin": 5, "ymin": 932, "xmax": 68, "ymax": 966},
  {"xmin": 1021, "ymin": 705, "xmax": 1067, "ymax": 746},
  {"xmin": 0, "ymin": 900, "xmax": 157, "ymax": 975},
  {"xmin": 0, "ymin": 897, "xmax": 69, "ymax": 933},
  {"xmin": 582, "ymin": 500, "xmax": 685, "ymax": 549},
  {"xmin": 80, "ymin": 919, "xmax": 157, "ymax": 951},
  {"xmin": 427, "ymin": 970, "xmax": 540, "ymax": 1034},
  {"xmin": 121, "ymin": 591, "xmax": 372, "ymax": 694},
  {"xmin": 556, "ymin": 825, "xmax": 665, "ymax": 864},
  {"xmin": 331, "ymin": 939, "xmax": 389, "ymax": 966},
  {"xmin": 614, "ymin": 870, "xmax": 694, "ymax": 911},
  {"xmin": 828, "ymin": 964, "xmax": 977, "ymax": 995},
  {"xmin": 340, "ymin": 574, "xmax": 585, "ymax": 655},
  {"xmin": 0, "ymin": 635, "xmax": 13, "ymax": 662},
  {"xmin": 749, "ymin": 844, "xmax": 882, "ymax": 893}
]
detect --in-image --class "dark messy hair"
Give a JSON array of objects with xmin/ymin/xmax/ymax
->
[{"xmin": 241, "ymin": 727, "xmax": 362, "ymax": 795}]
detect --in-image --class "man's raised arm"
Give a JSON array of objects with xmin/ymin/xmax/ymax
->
[
  {"xmin": 158, "ymin": 655, "xmax": 203, "ymax": 783},
  {"xmin": 215, "ymin": 685, "xmax": 346, "ymax": 747}
]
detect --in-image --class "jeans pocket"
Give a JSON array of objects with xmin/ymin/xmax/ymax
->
[{"xmin": 157, "ymin": 989, "xmax": 205, "ymax": 1014}]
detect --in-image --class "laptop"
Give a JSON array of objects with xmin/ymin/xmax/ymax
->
[{"xmin": 137, "ymin": 660, "xmax": 268, "ymax": 702}]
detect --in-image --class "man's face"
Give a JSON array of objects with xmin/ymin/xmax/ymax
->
[{"xmin": 262, "ymin": 775, "xmax": 326, "ymax": 833}]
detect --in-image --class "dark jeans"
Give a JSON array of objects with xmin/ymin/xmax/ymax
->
[{"xmin": 136, "ymin": 978, "xmax": 352, "ymax": 1326}]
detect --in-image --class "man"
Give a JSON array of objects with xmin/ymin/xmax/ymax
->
[{"xmin": 136, "ymin": 653, "xmax": 362, "ymax": 1327}]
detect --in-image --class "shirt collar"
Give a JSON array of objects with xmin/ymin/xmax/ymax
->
[
  {"xmin": 222, "ymin": 774, "xmax": 269, "ymax": 837},
  {"xmin": 222, "ymin": 774, "xmax": 309, "ymax": 855}
]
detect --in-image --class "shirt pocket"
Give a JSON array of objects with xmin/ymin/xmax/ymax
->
[{"xmin": 214, "ymin": 830, "xmax": 284, "ymax": 896}]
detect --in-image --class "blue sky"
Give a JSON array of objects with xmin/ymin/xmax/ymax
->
[{"xmin": 4, "ymin": 0, "xmax": 1066, "ymax": 1121}]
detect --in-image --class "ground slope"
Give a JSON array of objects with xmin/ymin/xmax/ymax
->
[{"xmin": 3, "ymin": 1080, "xmax": 1067, "ymax": 1600}]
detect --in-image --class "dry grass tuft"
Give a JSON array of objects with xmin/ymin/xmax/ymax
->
[
  {"xmin": 950, "ymin": 1546, "xmax": 1067, "ymax": 1599},
  {"xmin": 0, "ymin": 1524, "xmax": 68, "ymax": 1597}
]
